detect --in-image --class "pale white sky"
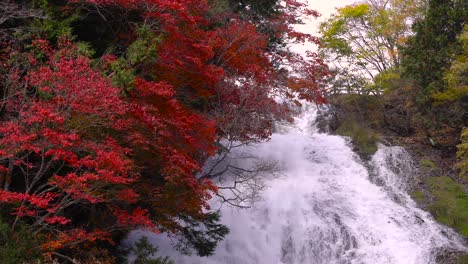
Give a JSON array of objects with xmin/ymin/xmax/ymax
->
[
  {"xmin": 292, "ymin": 0, "xmax": 356, "ymax": 54},
  {"xmin": 309, "ymin": 1, "xmax": 357, "ymax": 23}
]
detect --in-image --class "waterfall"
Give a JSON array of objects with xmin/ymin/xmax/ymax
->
[{"xmin": 127, "ymin": 104, "xmax": 467, "ymax": 264}]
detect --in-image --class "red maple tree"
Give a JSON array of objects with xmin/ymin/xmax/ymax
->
[{"xmin": 0, "ymin": 0, "xmax": 329, "ymax": 260}]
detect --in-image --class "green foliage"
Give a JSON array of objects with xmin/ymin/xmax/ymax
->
[
  {"xmin": 433, "ymin": 26, "xmax": 468, "ymax": 104},
  {"xmin": 394, "ymin": 0, "xmax": 468, "ymax": 132},
  {"xmin": 126, "ymin": 25, "xmax": 162, "ymax": 66},
  {"xmin": 457, "ymin": 254, "xmax": 468, "ymax": 264},
  {"xmin": 319, "ymin": 4, "xmax": 369, "ymax": 59},
  {"xmin": 324, "ymin": 1, "xmax": 464, "ymax": 137},
  {"xmin": 130, "ymin": 237, "xmax": 174, "ymax": 264},
  {"xmin": 336, "ymin": 119, "xmax": 379, "ymax": 156},
  {"xmin": 340, "ymin": 4, "xmax": 370, "ymax": 18},
  {"xmin": 108, "ymin": 25, "xmax": 162, "ymax": 92},
  {"xmin": 325, "ymin": 66, "xmax": 368, "ymax": 95},
  {"xmin": 177, "ymin": 211, "xmax": 229, "ymax": 257},
  {"xmin": 110, "ymin": 58, "xmax": 136, "ymax": 92},
  {"xmin": 426, "ymin": 176, "xmax": 468, "ymax": 237},
  {"xmin": 330, "ymin": 94, "xmax": 385, "ymax": 129},
  {"xmin": 372, "ymin": 69, "xmax": 402, "ymax": 93},
  {"xmin": 76, "ymin": 42, "xmax": 96, "ymax": 58},
  {"xmin": 410, "ymin": 190, "xmax": 425, "ymax": 203},
  {"xmin": 319, "ymin": 0, "xmax": 421, "ymax": 94},
  {"xmin": 456, "ymin": 128, "xmax": 468, "ymax": 180},
  {"xmin": 420, "ymin": 158, "xmax": 437, "ymax": 169},
  {"xmin": 30, "ymin": 0, "xmax": 77, "ymax": 40},
  {"xmin": 0, "ymin": 216, "xmax": 42, "ymax": 264},
  {"xmin": 401, "ymin": 0, "xmax": 466, "ymax": 97},
  {"xmin": 320, "ymin": 18, "xmax": 352, "ymax": 56}
]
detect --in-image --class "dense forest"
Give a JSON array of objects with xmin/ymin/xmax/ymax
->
[{"xmin": 0, "ymin": 0, "xmax": 466, "ymax": 263}]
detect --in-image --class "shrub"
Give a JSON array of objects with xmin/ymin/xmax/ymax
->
[{"xmin": 0, "ymin": 215, "xmax": 43, "ymax": 264}]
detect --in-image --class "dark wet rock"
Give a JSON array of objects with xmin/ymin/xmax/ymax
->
[{"xmin": 434, "ymin": 248, "xmax": 467, "ymax": 264}]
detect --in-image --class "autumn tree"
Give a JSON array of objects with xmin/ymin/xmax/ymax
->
[
  {"xmin": 319, "ymin": 0, "xmax": 423, "ymax": 94},
  {"xmin": 199, "ymin": 1, "xmax": 328, "ymax": 206},
  {"xmin": 0, "ymin": 40, "xmax": 153, "ymax": 261},
  {"xmin": 0, "ymin": 0, "xmax": 329, "ymax": 261}
]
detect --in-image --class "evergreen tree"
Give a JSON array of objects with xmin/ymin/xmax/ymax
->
[{"xmin": 401, "ymin": 0, "xmax": 467, "ymax": 100}]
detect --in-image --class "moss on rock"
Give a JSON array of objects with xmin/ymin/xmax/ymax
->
[
  {"xmin": 411, "ymin": 190, "xmax": 425, "ymax": 204},
  {"xmin": 336, "ymin": 119, "xmax": 379, "ymax": 157},
  {"xmin": 420, "ymin": 158, "xmax": 438, "ymax": 169},
  {"xmin": 457, "ymin": 254, "xmax": 468, "ymax": 264},
  {"xmin": 426, "ymin": 176, "xmax": 468, "ymax": 237}
]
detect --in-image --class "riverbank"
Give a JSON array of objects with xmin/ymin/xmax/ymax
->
[{"xmin": 320, "ymin": 94, "xmax": 468, "ymax": 264}]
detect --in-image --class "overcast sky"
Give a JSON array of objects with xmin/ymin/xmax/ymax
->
[
  {"xmin": 309, "ymin": 0, "xmax": 357, "ymax": 23},
  {"xmin": 292, "ymin": 0, "xmax": 356, "ymax": 54}
]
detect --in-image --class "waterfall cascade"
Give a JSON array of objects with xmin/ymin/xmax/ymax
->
[{"xmin": 128, "ymin": 104, "xmax": 467, "ymax": 264}]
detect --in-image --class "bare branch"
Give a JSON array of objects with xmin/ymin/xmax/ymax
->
[{"xmin": 0, "ymin": 2, "xmax": 46, "ymax": 36}]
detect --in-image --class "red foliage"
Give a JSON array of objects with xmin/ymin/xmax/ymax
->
[
  {"xmin": 0, "ymin": 0, "xmax": 330, "ymax": 258},
  {"xmin": 0, "ymin": 41, "xmax": 216, "ymax": 254},
  {"xmin": 86, "ymin": 0, "xmax": 224, "ymax": 96},
  {"xmin": 211, "ymin": 19, "xmax": 271, "ymax": 80}
]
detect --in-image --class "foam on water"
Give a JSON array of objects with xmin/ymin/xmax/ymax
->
[{"xmin": 127, "ymin": 105, "xmax": 467, "ymax": 264}]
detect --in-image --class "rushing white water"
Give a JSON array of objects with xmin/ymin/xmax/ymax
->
[{"xmin": 129, "ymin": 104, "xmax": 467, "ymax": 264}]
